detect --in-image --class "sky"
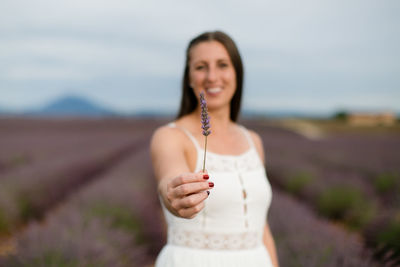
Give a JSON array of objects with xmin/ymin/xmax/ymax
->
[{"xmin": 1, "ymin": 0, "xmax": 399, "ymax": 115}]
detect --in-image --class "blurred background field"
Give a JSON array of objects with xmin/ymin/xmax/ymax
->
[{"xmin": 0, "ymin": 116, "xmax": 399, "ymax": 267}]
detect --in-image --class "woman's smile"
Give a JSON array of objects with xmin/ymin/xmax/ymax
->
[{"xmin": 205, "ymin": 87, "xmax": 223, "ymax": 95}]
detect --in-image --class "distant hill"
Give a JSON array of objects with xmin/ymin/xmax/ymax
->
[
  {"xmin": 26, "ymin": 95, "xmax": 118, "ymax": 117},
  {"xmin": 0, "ymin": 106, "xmax": 12, "ymax": 116},
  {"xmin": 2, "ymin": 96, "xmax": 397, "ymax": 119}
]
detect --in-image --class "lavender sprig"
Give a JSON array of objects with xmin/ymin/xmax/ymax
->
[{"xmin": 200, "ymin": 92, "xmax": 211, "ymax": 173}]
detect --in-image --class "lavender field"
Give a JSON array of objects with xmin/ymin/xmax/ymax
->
[{"xmin": 0, "ymin": 117, "xmax": 399, "ymax": 266}]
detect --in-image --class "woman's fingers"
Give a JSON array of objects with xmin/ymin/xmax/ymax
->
[
  {"xmin": 166, "ymin": 172, "xmax": 214, "ymax": 218},
  {"xmin": 174, "ymin": 181, "xmax": 212, "ymax": 198},
  {"xmin": 180, "ymin": 190, "xmax": 209, "ymax": 208},
  {"xmin": 170, "ymin": 172, "xmax": 209, "ymax": 188},
  {"xmin": 177, "ymin": 197, "xmax": 206, "ymax": 219},
  {"xmin": 171, "ymin": 190, "xmax": 209, "ymax": 213},
  {"xmin": 169, "ymin": 183, "xmax": 211, "ymax": 209}
]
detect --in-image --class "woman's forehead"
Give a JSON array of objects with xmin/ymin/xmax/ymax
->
[{"xmin": 189, "ymin": 41, "xmax": 230, "ymax": 63}]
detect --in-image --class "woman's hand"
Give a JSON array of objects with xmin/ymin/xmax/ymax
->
[
  {"xmin": 165, "ymin": 171, "xmax": 214, "ymax": 219},
  {"xmin": 151, "ymin": 126, "xmax": 213, "ymax": 219}
]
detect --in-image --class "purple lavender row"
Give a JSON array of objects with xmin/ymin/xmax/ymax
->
[
  {"xmin": 244, "ymin": 119, "xmax": 400, "ymax": 264},
  {"xmin": 0, "ymin": 118, "xmax": 160, "ymax": 235},
  {"xmin": 0, "ymin": 118, "xmax": 156, "ymax": 174},
  {"xmin": 1, "ymin": 141, "xmax": 163, "ymax": 266},
  {"xmin": 269, "ymin": 187, "xmax": 378, "ymax": 267}
]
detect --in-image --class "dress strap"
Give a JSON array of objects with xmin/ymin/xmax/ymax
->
[
  {"xmin": 238, "ymin": 125, "xmax": 256, "ymax": 150},
  {"xmin": 167, "ymin": 122, "xmax": 201, "ymax": 151}
]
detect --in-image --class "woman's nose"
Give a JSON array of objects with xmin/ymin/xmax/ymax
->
[{"xmin": 206, "ymin": 66, "xmax": 217, "ymax": 82}]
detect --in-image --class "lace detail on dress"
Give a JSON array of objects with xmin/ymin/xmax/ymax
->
[
  {"xmin": 204, "ymin": 149, "xmax": 263, "ymax": 173},
  {"xmin": 166, "ymin": 122, "xmax": 264, "ymax": 173},
  {"xmin": 168, "ymin": 228, "xmax": 260, "ymax": 250}
]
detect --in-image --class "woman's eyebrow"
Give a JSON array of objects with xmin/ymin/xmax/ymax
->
[
  {"xmin": 217, "ymin": 58, "xmax": 230, "ymax": 62},
  {"xmin": 192, "ymin": 60, "xmax": 208, "ymax": 65},
  {"xmin": 191, "ymin": 57, "xmax": 230, "ymax": 66}
]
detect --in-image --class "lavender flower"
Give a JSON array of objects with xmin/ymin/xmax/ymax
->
[
  {"xmin": 200, "ymin": 92, "xmax": 211, "ymax": 172},
  {"xmin": 200, "ymin": 92, "xmax": 211, "ymax": 136}
]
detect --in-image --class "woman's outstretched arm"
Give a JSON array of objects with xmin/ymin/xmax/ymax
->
[{"xmin": 150, "ymin": 126, "xmax": 212, "ymax": 218}]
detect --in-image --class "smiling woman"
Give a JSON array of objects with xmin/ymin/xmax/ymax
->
[{"xmin": 150, "ymin": 31, "xmax": 279, "ymax": 267}]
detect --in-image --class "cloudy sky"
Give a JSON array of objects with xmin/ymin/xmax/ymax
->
[{"xmin": 1, "ymin": 0, "xmax": 399, "ymax": 115}]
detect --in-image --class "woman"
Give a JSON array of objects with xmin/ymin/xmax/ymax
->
[{"xmin": 150, "ymin": 31, "xmax": 279, "ymax": 267}]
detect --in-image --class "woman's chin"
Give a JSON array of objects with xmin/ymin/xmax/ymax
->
[{"xmin": 207, "ymin": 101, "xmax": 231, "ymax": 112}]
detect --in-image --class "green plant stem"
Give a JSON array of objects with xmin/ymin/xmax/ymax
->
[{"xmin": 202, "ymin": 136, "xmax": 207, "ymax": 172}]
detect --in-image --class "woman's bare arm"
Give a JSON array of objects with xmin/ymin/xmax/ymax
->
[
  {"xmin": 150, "ymin": 126, "xmax": 213, "ymax": 218},
  {"xmin": 263, "ymin": 223, "xmax": 279, "ymax": 267}
]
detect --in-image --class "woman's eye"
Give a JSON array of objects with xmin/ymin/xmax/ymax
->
[
  {"xmin": 195, "ymin": 65, "xmax": 205, "ymax": 70},
  {"xmin": 219, "ymin": 63, "xmax": 228, "ymax": 68}
]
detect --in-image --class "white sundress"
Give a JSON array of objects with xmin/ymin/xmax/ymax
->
[{"xmin": 155, "ymin": 122, "xmax": 274, "ymax": 267}]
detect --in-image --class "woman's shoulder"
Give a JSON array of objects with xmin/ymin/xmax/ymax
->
[
  {"xmin": 151, "ymin": 117, "xmax": 194, "ymax": 147},
  {"xmin": 240, "ymin": 125, "xmax": 265, "ymax": 163},
  {"xmin": 150, "ymin": 119, "xmax": 198, "ymax": 167},
  {"xmin": 248, "ymin": 129, "xmax": 263, "ymax": 147},
  {"xmin": 239, "ymin": 124, "xmax": 263, "ymax": 145},
  {"xmin": 150, "ymin": 123, "xmax": 184, "ymax": 163},
  {"xmin": 151, "ymin": 121, "xmax": 185, "ymax": 145}
]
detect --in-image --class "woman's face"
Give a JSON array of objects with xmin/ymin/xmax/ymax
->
[{"xmin": 188, "ymin": 41, "xmax": 236, "ymax": 111}]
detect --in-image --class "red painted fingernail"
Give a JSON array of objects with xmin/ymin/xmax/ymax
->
[
  {"xmin": 207, "ymin": 191, "xmax": 210, "ymax": 196},
  {"xmin": 203, "ymin": 174, "xmax": 209, "ymax": 180},
  {"xmin": 209, "ymin": 182, "xmax": 214, "ymax": 187}
]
